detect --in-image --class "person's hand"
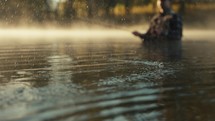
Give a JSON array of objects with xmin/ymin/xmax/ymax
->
[
  {"xmin": 132, "ymin": 31, "xmax": 146, "ymax": 39},
  {"xmin": 132, "ymin": 31, "xmax": 141, "ymax": 37}
]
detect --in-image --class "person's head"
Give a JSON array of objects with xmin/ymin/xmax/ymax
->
[{"xmin": 157, "ymin": 0, "xmax": 172, "ymax": 13}]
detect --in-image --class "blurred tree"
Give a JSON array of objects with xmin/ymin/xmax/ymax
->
[
  {"xmin": 61, "ymin": 0, "xmax": 76, "ymax": 21},
  {"xmin": 1, "ymin": 0, "xmax": 215, "ymax": 25},
  {"xmin": 124, "ymin": 0, "xmax": 132, "ymax": 15},
  {"xmin": 133, "ymin": 0, "xmax": 151, "ymax": 5},
  {"xmin": 151, "ymin": 0, "xmax": 158, "ymax": 13},
  {"xmin": 103, "ymin": 0, "xmax": 117, "ymax": 16},
  {"xmin": 27, "ymin": 0, "xmax": 49, "ymax": 22},
  {"xmin": 87, "ymin": 0, "xmax": 93, "ymax": 18},
  {"xmin": 0, "ymin": 0, "xmax": 26, "ymax": 24},
  {"xmin": 179, "ymin": 0, "xmax": 186, "ymax": 15}
]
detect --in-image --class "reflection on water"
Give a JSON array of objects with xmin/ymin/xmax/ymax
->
[
  {"xmin": 0, "ymin": 37, "xmax": 215, "ymax": 121},
  {"xmin": 142, "ymin": 40, "xmax": 182, "ymax": 61}
]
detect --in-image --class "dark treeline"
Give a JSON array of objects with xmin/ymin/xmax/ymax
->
[{"xmin": 0, "ymin": 0, "xmax": 214, "ymax": 26}]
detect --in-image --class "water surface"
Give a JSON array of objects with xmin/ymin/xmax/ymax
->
[{"xmin": 0, "ymin": 33, "xmax": 215, "ymax": 121}]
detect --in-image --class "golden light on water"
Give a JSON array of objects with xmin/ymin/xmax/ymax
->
[
  {"xmin": 0, "ymin": 28, "xmax": 214, "ymax": 42},
  {"xmin": 183, "ymin": 29, "xmax": 215, "ymax": 41},
  {"xmin": 0, "ymin": 28, "xmax": 136, "ymax": 40}
]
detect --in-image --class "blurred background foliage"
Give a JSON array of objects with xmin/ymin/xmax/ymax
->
[{"xmin": 0, "ymin": 0, "xmax": 214, "ymax": 27}]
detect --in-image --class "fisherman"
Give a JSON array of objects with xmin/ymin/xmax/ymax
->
[{"xmin": 133, "ymin": 0, "xmax": 183, "ymax": 41}]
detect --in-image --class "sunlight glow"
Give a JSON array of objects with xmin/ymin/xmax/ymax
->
[
  {"xmin": 0, "ymin": 28, "xmax": 135, "ymax": 40},
  {"xmin": 0, "ymin": 28, "xmax": 214, "ymax": 42}
]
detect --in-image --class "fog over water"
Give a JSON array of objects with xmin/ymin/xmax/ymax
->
[{"xmin": 0, "ymin": 27, "xmax": 214, "ymax": 41}]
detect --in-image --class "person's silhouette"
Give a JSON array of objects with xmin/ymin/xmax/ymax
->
[{"xmin": 133, "ymin": 0, "xmax": 183, "ymax": 41}]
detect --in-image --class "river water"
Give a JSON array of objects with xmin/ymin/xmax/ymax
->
[{"xmin": 0, "ymin": 30, "xmax": 215, "ymax": 121}]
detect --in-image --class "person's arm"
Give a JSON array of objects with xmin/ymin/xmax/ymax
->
[
  {"xmin": 132, "ymin": 15, "xmax": 159, "ymax": 40},
  {"xmin": 132, "ymin": 31, "xmax": 146, "ymax": 39}
]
